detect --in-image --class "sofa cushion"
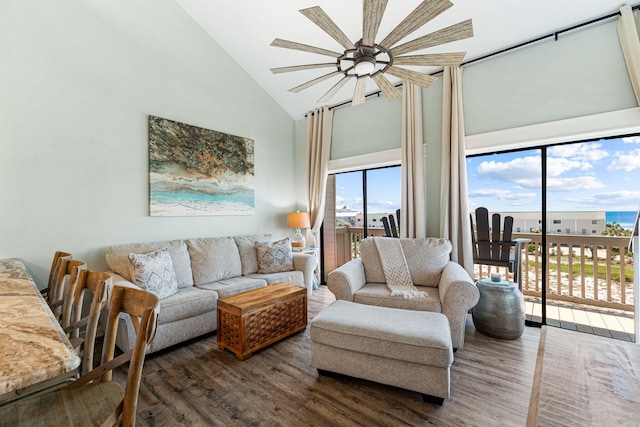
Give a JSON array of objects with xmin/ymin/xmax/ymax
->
[
  {"xmin": 186, "ymin": 237, "xmax": 242, "ymax": 286},
  {"xmin": 128, "ymin": 248, "xmax": 179, "ymax": 300},
  {"xmin": 360, "ymin": 237, "xmax": 452, "ymax": 287},
  {"xmin": 234, "ymin": 234, "xmax": 273, "ymax": 275},
  {"xmin": 196, "ymin": 276, "xmax": 267, "ymax": 298},
  {"xmin": 157, "ymin": 286, "xmax": 218, "ymax": 324},
  {"xmin": 247, "ymin": 270, "xmax": 304, "ymax": 287},
  {"xmin": 354, "ymin": 283, "xmax": 442, "ymax": 313},
  {"xmin": 106, "ymin": 240, "xmax": 194, "ymax": 288},
  {"xmin": 256, "ymin": 237, "xmax": 294, "ymax": 273}
]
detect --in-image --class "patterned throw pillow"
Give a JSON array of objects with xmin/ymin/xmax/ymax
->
[
  {"xmin": 256, "ymin": 238, "xmax": 294, "ymax": 274},
  {"xmin": 128, "ymin": 247, "xmax": 179, "ymax": 299}
]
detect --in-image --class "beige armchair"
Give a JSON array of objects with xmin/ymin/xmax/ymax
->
[{"xmin": 327, "ymin": 237, "xmax": 479, "ymax": 349}]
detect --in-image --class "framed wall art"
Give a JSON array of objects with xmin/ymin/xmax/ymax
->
[{"xmin": 148, "ymin": 115, "xmax": 254, "ymax": 216}]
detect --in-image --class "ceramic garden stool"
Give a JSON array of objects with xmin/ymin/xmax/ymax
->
[{"xmin": 472, "ymin": 278, "xmax": 525, "ymax": 340}]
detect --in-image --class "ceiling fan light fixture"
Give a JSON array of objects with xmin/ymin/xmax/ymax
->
[{"xmin": 354, "ymin": 57, "xmax": 376, "ymax": 76}]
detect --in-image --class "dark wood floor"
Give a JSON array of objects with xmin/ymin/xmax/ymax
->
[{"xmin": 116, "ymin": 286, "xmax": 542, "ymax": 426}]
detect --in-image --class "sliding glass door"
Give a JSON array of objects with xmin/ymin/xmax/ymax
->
[
  {"xmin": 322, "ymin": 166, "xmax": 400, "ymax": 282},
  {"xmin": 467, "ymin": 135, "xmax": 637, "ymax": 340}
]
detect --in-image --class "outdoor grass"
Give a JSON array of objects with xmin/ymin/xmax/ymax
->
[{"xmin": 528, "ymin": 259, "xmax": 633, "ymax": 283}]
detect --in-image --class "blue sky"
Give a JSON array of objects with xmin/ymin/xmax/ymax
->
[
  {"xmin": 335, "ymin": 166, "xmax": 401, "ymax": 213},
  {"xmin": 467, "ymin": 136, "xmax": 640, "ymax": 212},
  {"xmin": 335, "ymin": 136, "xmax": 640, "ymax": 214}
]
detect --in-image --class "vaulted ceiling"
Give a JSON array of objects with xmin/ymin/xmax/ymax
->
[{"xmin": 176, "ymin": 0, "xmax": 634, "ymax": 120}]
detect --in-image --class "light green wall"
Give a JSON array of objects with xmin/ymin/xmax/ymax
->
[
  {"xmin": 0, "ymin": 0, "xmax": 295, "ymax": 286},
  {"xmin": 305, "ymin": 16, "xmax": 636, "ymax": 237}
]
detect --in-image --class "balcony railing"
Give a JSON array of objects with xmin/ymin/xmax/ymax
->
[{"xmin": 335, "ymin": 228, "xmax": 634, "ymax": 312}]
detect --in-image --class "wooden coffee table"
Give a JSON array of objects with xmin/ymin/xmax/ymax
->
[{"xmin": 216, "ymin": 283, "xmax": 307, "ymax": 360}]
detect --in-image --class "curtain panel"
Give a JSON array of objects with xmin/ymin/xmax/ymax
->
[
  {"xmin": 306, "ymin": 107, "xmax": 334, "ymax": 248},
  {"xmin": 400, "ymin": 82, "xmax": 426, "ymax": 238},
  {"xmin": 440, "ymin": 66, "xmax": 474, "ymax": 277}
]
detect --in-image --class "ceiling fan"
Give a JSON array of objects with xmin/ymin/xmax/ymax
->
[{"xmin": 270, "ymin": 0, "xmax": 473, "ymax": 106}]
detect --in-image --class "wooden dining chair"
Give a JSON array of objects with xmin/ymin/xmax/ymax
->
[
  {"xmin": 61, "ymin": 269, "xmax": 111, "ymax": 376},
  {"xmin": 49, "ymin": 259, "xmax": 87, "ymax": 320},
  {"xmin": 41, "ymin": 251, "xmax": 72, "ymax": 304},
  {"xmin": 0, "ymin": 285, "xmax": 160, "ymax": 427}
]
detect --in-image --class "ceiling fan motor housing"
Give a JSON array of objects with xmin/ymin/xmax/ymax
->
[{"xmin": 353, "ymin": 42, "xmax": 377, "ymax": 75}]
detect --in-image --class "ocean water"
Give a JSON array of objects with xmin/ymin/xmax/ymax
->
[{"xmin": 606, "ymin": 211, "xmax": 637, "ymax": 230}]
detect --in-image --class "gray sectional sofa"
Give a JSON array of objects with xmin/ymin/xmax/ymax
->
[{"xmin": 104, "ymin": 234, "xmax": 316, "ymax": 353}]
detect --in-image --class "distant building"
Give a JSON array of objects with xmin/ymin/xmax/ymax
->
[
  {"xmin": 335, "ymin": 206, "xmax": 359, "ymax": 227},
  {"xmin": 474, "ymin": 211, "xmax": 607, "ymax": 235}
]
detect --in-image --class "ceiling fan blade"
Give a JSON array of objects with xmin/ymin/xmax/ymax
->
[
  {"xmin": 288, "ymin": 71, "xmax": 343, "ymax": 93},
  {"xmin": 362, "ymin": 0, "xmax": 388, "ymax": 46},
  {"xmin": 271, "ymin": 38, "xmax": 343, "ymax": 58},
  {"xmin": 389, "ymin": 19, "xmax": 473, "ymax": 56},
  {"xmin": 352, "ymin": 77, "xmax": 367, "ymax": 106},
  {"xmin": 318, "ymin": 75, "xmax": 354, "ymax": 103},
  {"xmin": 300, "ymin": 6, "xmax": 355, "ymax": 50},
  {"xmin": 393, "ymin": 52, "xmax": 466, "ymax": 67},
  {"xmin": 385, "ymin": 66, "xmax": 438, "ymax": 88},
  {"xmin": 371, "ymin": 72, "xmax": 401, "ymax": 101},
  {"xmin": 378, "ymin": 0, "xmax": 453, "ymax": 49},
  {"xmin": 271, "ymin": 63, "xmax": 338, "ymax": 74}
]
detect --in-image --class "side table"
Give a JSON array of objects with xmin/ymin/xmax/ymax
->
[{"xmin": 472, "ymin": 278, "xmax": 525, "ymax": 339}]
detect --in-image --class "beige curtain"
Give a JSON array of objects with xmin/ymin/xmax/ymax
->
[
  {"xmin": 440, "ymin": 66, "xmax": 474, "ymax": 277},
  {"xmin": 306, "ymin": 106, "xmax": 334, "ymax": 247},
  {"xmin": 618, "ymin": 4, "xmax": 640, "ymax": 105},
  {"xmin": 400, "ymin": 82, "xmax": 426, "ymax": 238}
]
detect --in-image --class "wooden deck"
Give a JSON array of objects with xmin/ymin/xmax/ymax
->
[{"xmin": 525, "ymin": 297, "xmax": 636, "ymax": 342}]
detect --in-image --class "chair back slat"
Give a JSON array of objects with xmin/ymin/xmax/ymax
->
[
  {"xmin": 388, "ymin": 215, "xmax": 398, "ymax": 237},
  {"xmin": 501, "ymin": 216, "xmax": 514, "ymax": 262},
  {"xmin": 475, "ymin": 207, "xmax": 492, "ymax": 260},
  {"xmin": 491, "ymin": 213, "xmax": 502, "ymax": 261},
  {"xmin": 381, "ymin": 217, "xmax": 392, "ymax": 237}
]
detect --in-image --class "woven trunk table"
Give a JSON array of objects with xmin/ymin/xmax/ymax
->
[{"xmin": 217, "ymin": 282, "xmax": 307, "ymax": 360}]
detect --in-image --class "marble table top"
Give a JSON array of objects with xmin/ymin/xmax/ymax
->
[{"xmin": 0, "ymin": 258, "xmax": 80, "ymax": 395}]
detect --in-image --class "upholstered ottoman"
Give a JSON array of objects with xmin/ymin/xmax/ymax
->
[{"xmin": 310, "ymin": 300, "xmax": 453, "ymax": 403}]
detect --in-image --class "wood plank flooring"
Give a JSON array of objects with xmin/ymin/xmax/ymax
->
[{"xmin": 115, "ymin": 286, "xmax": 542, "ymax": 426}]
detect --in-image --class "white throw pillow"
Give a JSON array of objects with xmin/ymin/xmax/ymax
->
[
  {"xmin": 128, "ymin": 247, "xmax": 179, "ymax": 299},
  {"xmin": 256, "ymin": 238, "xmax": 294, "ymax": 274}
]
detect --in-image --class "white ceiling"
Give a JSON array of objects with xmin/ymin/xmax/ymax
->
[{"xmin": 176, "ymin": 0, "xmax": 634, "ymax": 120}]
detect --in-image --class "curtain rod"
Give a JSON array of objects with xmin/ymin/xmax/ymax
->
[{"xmin": 306, "ymin": 4, "xmax": 639, "ymax": 116}]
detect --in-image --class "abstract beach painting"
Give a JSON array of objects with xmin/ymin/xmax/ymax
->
[{"xmin": 148, "ymin": 116, "xmax": 254, "ymax": 216}]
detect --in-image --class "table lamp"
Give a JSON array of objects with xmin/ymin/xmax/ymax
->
[{"xmin": 287, "ymin": 211, "xmax": 310, "ymax": 248}]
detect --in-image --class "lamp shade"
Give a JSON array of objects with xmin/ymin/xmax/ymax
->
[{"xmin": 287, "ymin": 211, "xmax": 310, "ymax": 229}]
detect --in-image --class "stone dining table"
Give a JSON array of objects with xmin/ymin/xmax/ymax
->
[{"xmin": 0, "ymin": 258, "xmax": 80, "ymax": 401}]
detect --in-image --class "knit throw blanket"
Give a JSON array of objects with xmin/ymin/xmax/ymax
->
[{"xmin": 373, "ymin": 237, "xmax": 427, "ymax": 300}]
